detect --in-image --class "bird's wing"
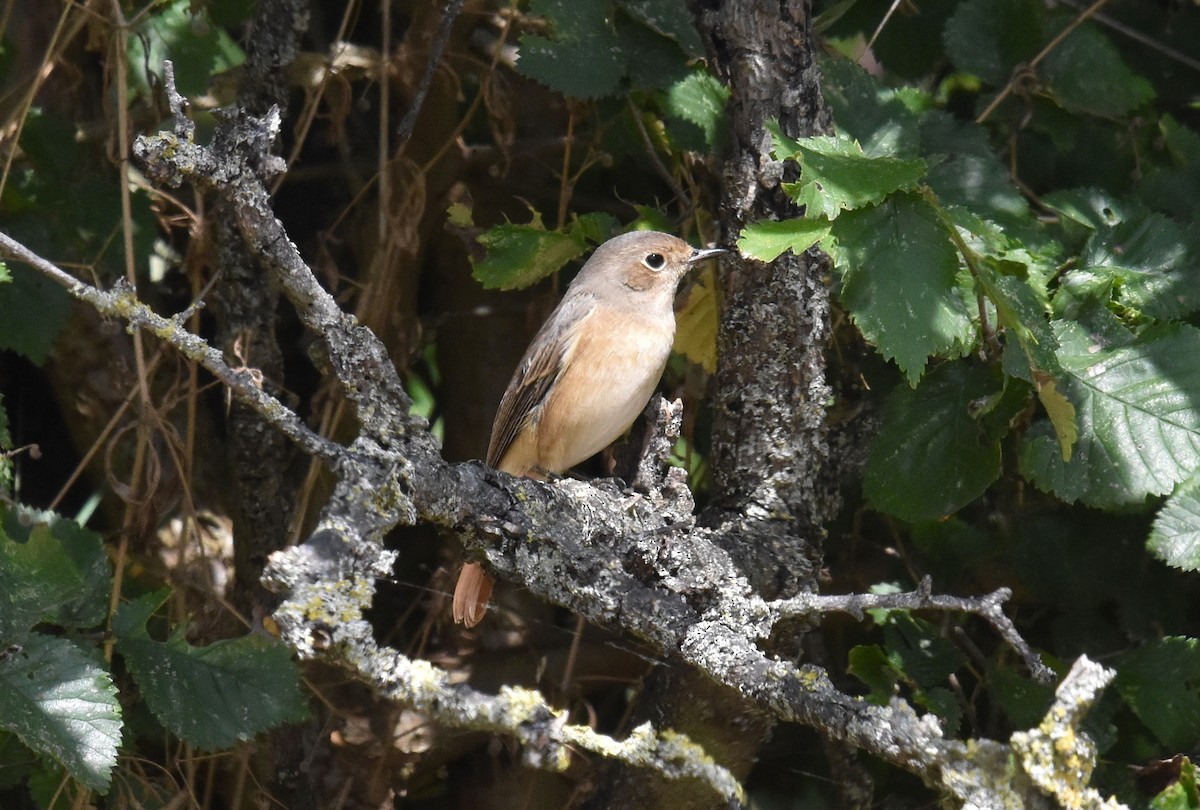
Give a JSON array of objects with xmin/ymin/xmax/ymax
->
[{"xmin": 486, "ymin": 293, "xmax": 593, "ymax": 469}]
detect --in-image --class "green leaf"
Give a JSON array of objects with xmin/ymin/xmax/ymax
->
[
  {"xmin": 617, "ymin": 0, "xmax": 703, "ymax": 58},
  {"xmin": 519, "ymin": 0, "xmax": 694, "ymax": 98},
  {"xmin": 665, "ymin": 70, "xmax": 729, "ymax": 150},
  {"xmin": 518, "ymin": 0, "xmax": 625, "ymax": 98},
  {"xmin": 1020, "ymin": 322, "xmax": 1200, "ymax": 508},
  {"xmin": 0, "ymin": 261, "xmax": 9, "ymax": 282},
  {"xmin": 819, "ymin": 58, "xmax": 922, "ymax": 158},
  {"xmin": 919, "ymin": 112, "xmax": 1031, "ymax": 231},
  {"xmin": 0, "ymin": 508, "xmax": 112, "ymax": 636},
  {"xmin": 570, "ymin": 211, "xmax": 620, "ymax": 246},
  {"xmin": 866, "ymin": 363, "xmax": 1003, "ymax": 522},
  {"xmin": 1042, "ymin": 25, "xmax": 1154, "ymax": 117},
  {"xmin": 1041, "ymin": 187, "xmax": 1141, "ymax": 231},
  {"xmin": 472, "ymin": 214, "xmax": 589, "ymax": 290},
  {"xmin": 780, "ymin": 134, "xmax": 926, "ymax": 219},
  {"xmin": 126, "ymin": 0, "xmax": 245, "ymax": 99},
  {"xmin": 990, "ymin": 665, "xmax": 1055, "ymax": 730},
  {"xmin": 1078, "ymin": 214, "xmax": 1200, "ymax": 320},
  {"xmin": 1114, "ymin": 637, "xmax": 1200, "ymax": 751},
  {"xmin": 0, "ymin": 634, "xmax": 121, "ymax": 792},
  {"xmin": 736, "ymin": 218, "xmax": 832, "ymax": 262},
  {"xmin": 973, "ymin": 266, "xmax": 1076, "ymax": 460},
  {"xmin": 827, "ymin": 193, "xmax": 975, "ymax": 384},
  {"xmin": 847, "ymin": 645, "xmax": 897, "ymax": 702},
  {"xmin": 0, "ymin": 263, "xmax": 72, "ymax": 364},
  {"xmin": 943, "ymin": 0, "xmax": 1044, "ymax": 86},
  {"xmin": 881, "ymin": 613, "xmax": 965, "ymax": 687},
  {"xmin": 1149, "ymin": 475, "xmax": 1200, "ymax": 572},
  {"xmin": 115, "ymin": 591, "xmax": 308, "ymax": 750}
]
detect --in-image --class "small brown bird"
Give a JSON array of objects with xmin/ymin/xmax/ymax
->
[{"xmin": 452, "ymin": 230, "xmax": 724, "ymax": 627}]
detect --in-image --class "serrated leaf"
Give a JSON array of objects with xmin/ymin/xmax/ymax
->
[
  {"xmin": 1042, "ymin": 25, "xmax": 1154, "ymax": 117},
  {"xmin": 0, "ymin": 263, "xmax": 72, "ymax": 364},
  {"xmin": 568, "ymin": 211, "xmax": 619, "ymax": 246},
  {"xmin": 518, "ymin": 0, "xmax": 625, "ymax": 99},
  {"xmin": 617, "ymin": 0, "xmax": 703, "ymax": 57},
  {"xmin": 0, "ymin": 634, "xmax": 121, "ymax": 792},
  {"xmin": 673, "ymin": 267, "xmax": 717, "ymax": 373},
  {"xmin": 827, "ymin": 193, "xmax": 975, "ymax": 384},
  {"xmin": 1020, "ymin": 322, "xmax": 1200, "ymax": 508},
  {"xmin": 115, "ymin": 591, "xmax": 308, "ymax": 751},
  {"xmin": 1114, "ymin": 637, "xmax": 1200, "ymax": 751},
  {"xmin": 780, "ymin": 135, "xmax": 926, "ymax": 218},
  {"xmin": 1078, "ymin": 214, "xmax": 1200, "ymax": 320},
  {"xmin": 1149, "ymin": 476, "xmax": 1200, "ymax": 572},
  {"xmin": 819, "ymin": 59, "xmax": 923, "ymax": 159},
  {"xmin": 472, "ymin": 218, "xmax": 588, "ymax": 290},
  {"xmin": 920, "ymin": 112, "xmax": 1031, "ymax": 230},
  {"xmin": 977, "ymin": 268, "xmax": 1059, "ymax": 376},
  {"xmin": 972, "ymin": 266, "xmax": 1077, "ymax": 460},
  {"xmin": 943, "ymin": 0, "xmax": 1044, "ymax": 86},
  {"xmin": 881, "ymin": 613, "xmax": 965, "ymax": 686},
  {"xmin": 1041, "ymin": 187, "xmax": 1143, "ymax": 231},
  {"xmin": 628, "ymin": 205, "xmax": 674, "ymax": 233},
  {"xmin": 665, "ymin": 70, "xmax": 729, "ymax": 150},
  {"xmin": 0, "ymin": 508, "xmax": 112, "ymax": 636},
  {"xmin": 736, "ymin": 218, "xmax": 831, "ymax": 262},
  {"xmin": 866, "ymin": 363, "xmax": 1003, "ymax": 522}
]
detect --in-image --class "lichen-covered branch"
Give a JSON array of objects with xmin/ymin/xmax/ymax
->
[
  {"xmin": 0, "ymin": 231, "xmax": 340, "ymax": 465},
  {"xmin": 774, "ymin": 580, "xmax": 1054, "ymax": 682}
]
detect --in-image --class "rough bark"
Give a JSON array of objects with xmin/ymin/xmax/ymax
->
[
  {"xmin": 584, "ymin": 3, "xmax": 838, "ymax": 806},
  {"xmin": 210, "ymin": 0, "xmax": 310, "ymax": 616}
]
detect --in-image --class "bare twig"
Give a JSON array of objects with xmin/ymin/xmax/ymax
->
[
  {"xmin": 396, "ymin": 0, "xmax": 467, "ymax": 143},
  {"xmin": 772, "ymin": 580, "xmax": 1053, "ymax": 682},
  {"xmin": 976, "ymin": 0, "xmax": 1112, "ymax": 124},
  {"xmin": 0, "ymin": 231, "xmax": 342, "ymax": 464}
]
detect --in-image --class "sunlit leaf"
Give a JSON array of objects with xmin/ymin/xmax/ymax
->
[
  {"xmin": 0, "ymin": 634, "xmax": 121, "ymax": 792},
  {"xmin": 827, "ymin": 193, "xmax": 974, "ymax": 384},
  {"xmin": 1020, "ymin": 322, "xmax": 1200, "ymax": 507},
  {"xmin": 780, "ymin": 134, "xmax": 927, "ymax": 219},
  {"xmin": 1149, "ymin": 475, "xmax": 1200, "ymax": 572},
  {"xmin": 737, "ymin": 218, "xmax": 831, "ymax": 262}
]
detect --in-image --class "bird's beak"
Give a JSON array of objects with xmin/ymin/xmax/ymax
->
[{"xmin": 687, "ymin": 246, "xmax": 728, "ymax": 265}]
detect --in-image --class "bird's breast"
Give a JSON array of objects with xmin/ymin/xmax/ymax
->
[{"xmin": 534, "ymin": 310, "xmax": 675, "ymax": 472}]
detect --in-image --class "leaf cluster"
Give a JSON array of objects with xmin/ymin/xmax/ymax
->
[{"xmin": 0, "ymin": 506, "xmax": 307, "ymax": 798}]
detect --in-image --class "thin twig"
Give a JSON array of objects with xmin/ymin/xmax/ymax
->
[
  {"xmin": 0, "ymin": 230, "xmax": 343, "ymax": 465},
  {"xmin": 395, "ymin": 0, "xmax": 466, "ymax": 142},
  {"xmin": 772, "ymin": 580, "xmax": 1053, "ymax": 682},
  {"xmin": 976, "ymin": 0, "xmax": 1112, "ymax": 124}
]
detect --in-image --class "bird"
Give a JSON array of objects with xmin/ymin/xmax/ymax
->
[{"xmin": 452, "ymin": 230, "xmax": 725, "ymax": 627}]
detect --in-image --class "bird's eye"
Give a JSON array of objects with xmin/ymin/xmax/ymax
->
[{"xmin": 643, "ymin": 252, "xmax": 666, "ymax": 271}]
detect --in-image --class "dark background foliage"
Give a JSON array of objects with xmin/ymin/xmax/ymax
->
[{"xmin": 2, "ymin": 0, "xmax": 1200, "ymax": 807}]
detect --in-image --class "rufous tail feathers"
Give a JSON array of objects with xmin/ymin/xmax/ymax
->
[{"xmin": 452, "ymin": 561, "xmax": 493, "ymax": 627}]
